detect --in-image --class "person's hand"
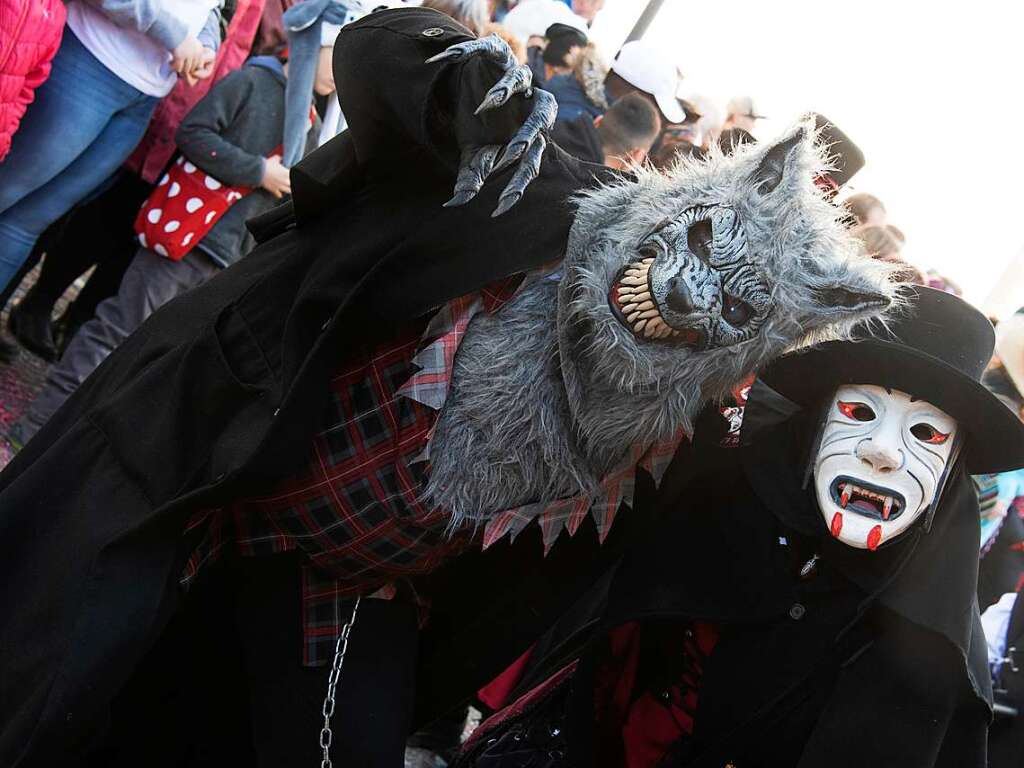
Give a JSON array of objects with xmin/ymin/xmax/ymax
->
[
  {"xmin": 425, "ymin": 34, "xmax": 556, "ymax": 217},
  {"xmin": 171, "ymin": 35, "xmax": 205, "ymax": 77},
  {"xmin": 189, "ymin": 48, "xmax": 216, "ymax": 84},
  {"xmin": 260, "ymin": 155, "xmax": 291, "ymax": 198}
]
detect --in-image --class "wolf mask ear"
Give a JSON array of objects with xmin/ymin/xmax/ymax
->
[
  {"xmin": 803, "ymin": 259, "xmax": 894, "ymax": 328},
  {"xmin": 749, "ymin": 125, "xmax": 811, "ymax": 195}
]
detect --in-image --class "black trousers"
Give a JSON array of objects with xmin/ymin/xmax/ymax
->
[{"xmin": 86, "ymin": 554, "xmax": 420, "ymax": 768}]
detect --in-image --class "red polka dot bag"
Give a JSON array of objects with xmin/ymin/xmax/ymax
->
[{"xmin": 134, "ymin": 153, "xmax": 269, "ymax": 261}]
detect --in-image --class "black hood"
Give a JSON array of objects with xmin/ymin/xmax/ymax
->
[{"xmin": 742, "ymin": 413, "xmax": 993, "ymax": 709}]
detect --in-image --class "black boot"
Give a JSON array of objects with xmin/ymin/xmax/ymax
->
[{"xmin": 8, "ymin": 288, "xmax": 57, "ymax": 362}]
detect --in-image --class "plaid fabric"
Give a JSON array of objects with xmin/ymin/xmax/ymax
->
[
  {"xmin": 182, "ymin": 281, "xmax": 520, "ymax": 666},
  {"xmin": 181, "ymin": 273, "xmax": 690, "ymax": 665}
]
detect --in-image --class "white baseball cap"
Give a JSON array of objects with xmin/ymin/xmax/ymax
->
[{"xmin": 610, "ymin": 40, "xmax": 684, "ymax": 124}]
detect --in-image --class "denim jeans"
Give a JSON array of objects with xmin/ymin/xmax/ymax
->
[{"xmin": 0, "ymin": 30, "xmax": 158, "ymax": 292}]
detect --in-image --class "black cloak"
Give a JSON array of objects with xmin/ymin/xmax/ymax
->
[{"xmin": 466, "ymin": 408, "xmax": 991, "ymax": 767}]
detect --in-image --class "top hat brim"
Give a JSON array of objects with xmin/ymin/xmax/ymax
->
[{"xmin": 758, "ymin": 338, "xmax": 1024, "ymax": 474}]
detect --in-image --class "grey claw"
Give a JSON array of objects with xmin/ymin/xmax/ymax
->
[
  {"xmin": 491, "ymin": 133, "xmax": 546, "ymax": 217},
  {"xmin": 425, "ymin": 35, "xmax": 515, "ymax": 68},
  {"xmin": 445, "ymin": 144, "xmax": 502, "ymax": 209},
  {"xmin": 491, "ymin": 191, "xmax": 522, "ymax": 217},
  {"xmin": 425, "ymin": 50, "xmax": 457, "ymax": 65},
  {"xmin": 444, "ymin": 190, "xmax": 476, "ymax": 208},
  {"xmin": 492, "ymin": 141, "xmax": 528, "ymax": 174},
  {"xmin": 475, "ymin": 62, "xmax": 533, "ymax": 117},
  {"xmin": 475, "ymin": 87, "xmax": 510, "ymax": 115}
]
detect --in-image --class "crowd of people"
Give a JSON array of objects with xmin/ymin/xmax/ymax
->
[{"xmin": 0, "ymin": 0, "xmax": 1022, "ymax": 766}]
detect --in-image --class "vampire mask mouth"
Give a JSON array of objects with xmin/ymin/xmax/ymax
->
[
  {"xmin": 814, "ymin": 384, "xmax": 959, "ymax": 551},
  {"xmin": 607, "ymin": 204, "xmax": 770, "ymax": 350}
]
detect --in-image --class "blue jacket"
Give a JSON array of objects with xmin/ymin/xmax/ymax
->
[{"xmin": 545, "ymin": 73, "xmax": 604, "ymax": 124}]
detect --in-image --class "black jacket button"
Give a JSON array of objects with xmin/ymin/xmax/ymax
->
[
  {"xmin": 789, "ymin": 603, "xmax": 806, "ymax": 620},
  {"xmin": 422, "ymin": 27, "xmax": 444, "ymax": 37}
]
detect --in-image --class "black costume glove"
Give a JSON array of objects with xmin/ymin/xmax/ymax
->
[{"xmin": 426, "ymin": 34, "xmax": 557, "ymax": 217}]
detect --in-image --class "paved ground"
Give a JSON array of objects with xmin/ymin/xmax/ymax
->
[{"xmin": 0, "ymin": 265, "xmax": 81, "ymax": 432}]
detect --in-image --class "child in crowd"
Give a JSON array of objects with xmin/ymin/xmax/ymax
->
[
  {"xmin": 1, "ymin": 42, "xmax": 334, "ymax": 457},
  {"xmin": 0, "ymin": 0, "xmax": 222, "ymax": 294}
]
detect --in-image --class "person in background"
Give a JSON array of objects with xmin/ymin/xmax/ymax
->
[
  {"xmin": 481, "ymin": 21, "xmax": 526, "ymax": 63},
  {"xmin": 0, "ymin": 0, "xmax": 67, "ymax": 161},
  {"xmin": 420, "ymin": 0, "xmax": 489, "ymax": 35},
  {"xmin": 502, "ymin": 0, "xmax": 586, "ymax": 85},
  {"xmin": 721, "ymin": 95, "xmax": 765, "ymax": 133},
  {"xmin": 0, "ymin": 0, "xmax": 223, "ymax": 295},
  {"xmin": 571, "ymin": 0, "xmax": 603, "ymax": 25},
  {"xmin": 977, "ymin": 311, "xmax": 1024, "ymax": 609},
  {"xmin": 502, "ymin": 0, "xmax": 587, "ymax": 47},
  {"xmin": 604, "ymin": 39, "xmax": 683, "ymax": 126},
  {"xmin": 686, "ymin": 92, "xmax": 720, "ymax": 149},
  {"xmin": 595, "ymin": 93, "xmax": 660, "ymax": 169},
  {"xmin": 1, "ymin": 0, "xmax": 269, "ymax": 365},
  {"xmin": 981, "ymin": 585, "xmax": 1024, "ymax": 766},
  {"xmin": 551, "ymin": 91, "xmax": 659, "ymax": 168},
  {"xmin": 648, "ymin": 135, "xmax": 704, "ymax": 169},
  {"xmin": 544, "ymin": 39, "xmax": 605, "ymax": 122},
  {"xmin": 0, "ymin": 44, "xmax": 330, "ymax": 460},
  {"xmin": 845, "ymin": 191, "xmax": 887, "ymax": 226},
  {"xmin": 851, "ymin": 223, "xmax": 925, "ymax": 284},
  {"xmin": 644, "ymin": 98, "xmax": 702, "ymax": 169},
  {"xmin": 547, "ymin": 38, "xmax": 681, "ymax": 129},
  {"xmin": 540, "ymin": 22, "xmax": 586, "ymax": 81},
  {"xmin": 717, "ymin": 126, "xmax": 755, "ymax": 153}
]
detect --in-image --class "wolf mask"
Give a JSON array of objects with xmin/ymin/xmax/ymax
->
[{"xmin": 426, "ymin": 122, "xmax": 898, "ymax": 531}]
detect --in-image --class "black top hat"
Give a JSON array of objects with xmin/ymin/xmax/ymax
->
[{"xmin": 758, "ymin": 286, "xmax": 1024, "ymax": 473}]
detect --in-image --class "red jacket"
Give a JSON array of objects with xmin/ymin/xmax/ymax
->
[{"xmin": 0, "ymin": 0, "xmax": 65, "ymax": 161}]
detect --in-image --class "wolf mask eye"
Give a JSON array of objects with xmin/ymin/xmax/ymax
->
[
  {"xmin": 721, "ymin": 293, "xmax": 751, "ymax": 327},
  {"xmin": 686, "ymin": 219, "xmax": 713, "ymax": 262}
]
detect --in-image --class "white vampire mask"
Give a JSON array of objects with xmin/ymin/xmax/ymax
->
[{"xmin": 813, "ymin": 384, "xmax": 959, "ymax": 550}]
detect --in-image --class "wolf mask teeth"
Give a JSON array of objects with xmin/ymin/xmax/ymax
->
[{"xmin": 609, "ymin": 258, "xmax": 694, "ymax": 343}]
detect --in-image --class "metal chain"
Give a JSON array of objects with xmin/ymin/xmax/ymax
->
[{"xmin": 320, "ymin": 596, "xmax": 361, "ymax": 768}]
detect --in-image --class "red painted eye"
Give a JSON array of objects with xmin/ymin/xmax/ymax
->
[
  {"xmin": 838, "ymin": 401, "xmax": 875, "ymax": 422},
  {"xmin": 910, "ymin": 423, "xmax": 950, "ymax": 444}
]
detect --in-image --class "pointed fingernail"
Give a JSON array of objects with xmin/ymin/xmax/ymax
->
[
  {"xmin": 494, "ymin": 143, "xmax": 527, "ymax": 173},
  {"xmin": 424, "ymin": 52, "xmax": 453, "ymax": 64},
  {"xmin": 474, "ymin": 89, "xmax": 508, "ymax": 115},
  {"xmin": 492, "ymin": 192, "xmax": 521, "ymax": 217},
  {"xmin": 444, "ymin": 190, "xmax": 476, "ymax": 208}
]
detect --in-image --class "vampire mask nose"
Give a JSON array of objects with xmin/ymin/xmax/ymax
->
[
  {"xmin": 664, "ymin": 275, "xmax": 695, "ymax": 315},
  {"xmin": 856, "ymin": 439, "xmax": 903, "ymax": 473}
]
